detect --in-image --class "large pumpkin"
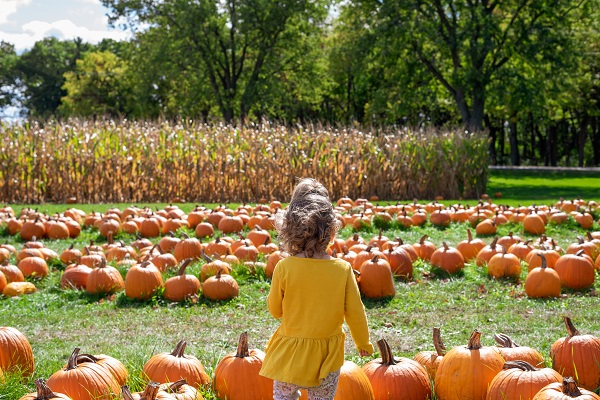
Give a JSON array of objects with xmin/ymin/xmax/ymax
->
[
  {"xmin": 485, "ymin": 360, "xmax": 562, "ymax": 400},
  {"xmin": 362, "ymin": 339, "xmax": 431, "ymax": 400},
  {"xmin": 550, "ymin": 317, "xmax": 600, "ymax": 391},
  {"xmin": 143, "ymin": 340, "xmax": 210, "ymax": 388},
  {"xmin": 212, "ymin": 332, "xmax": 273, "ymax": 399},
  {"xmin": 0, "ymin": 326, "xmax": 35, "ymax": 377},
  {"xmin": 46, "ymin": 348, "xmax": 120, "ymax": 400},
  {"xmin": 435, "ymin": 330, "xmax": 505, "ymax": 400},
  {"xmin": 554, "ymin": 250, "xmax": 595, "ymax": 290}
]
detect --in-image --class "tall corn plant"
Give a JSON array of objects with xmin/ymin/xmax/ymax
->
[{"xmin": 0, "ymin": 120, "xmax": 488, "ymax": 203}]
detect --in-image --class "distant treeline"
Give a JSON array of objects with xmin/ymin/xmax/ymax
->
[{"xmin": 0, "ymin": 0, "xmax": 599, "ymax": 167}]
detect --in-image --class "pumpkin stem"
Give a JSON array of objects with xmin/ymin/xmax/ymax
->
[
  {"xmin": 352, "ymin": 269, "xmax": 361, "ymax": 278},
  {"xmin": 34, "ymin": 378, "xmax": 61, "ymax": 400},
  {"xmin": 66, "ymin": 348, "xmax": 81, "ymax": 370},
  {"xmin": 121, "ymin": 386, "xmax": 135, "ymax": 400},
  {"xmin": 171, "ymin": 340, "xmax": 187, "ymax": 357},
  {"xmin": 494, "ymin": 333, "xmax": 519, "ymax": 348},
  {"xmin": 467, "ymin": 330, "xmax": 483, "ymax": 350},
  {"xmin": 432, "ymin": 327, "xmax": 446, "ymax": 356},
  {"xmin": 177, "ymin": 259, "xmax": 193, "ymax": 276},
  {"xmin": 419, "ymin": 235, "xmax": 428, "ymax": 245},
  {"xmin": 236, "ymin": 332, "xmax": 250, "ymax": 358},
  {"xmin": 442, "ymin": 242, "xmax": 449, "ymax": 251},
  {"xmin": 490, "ymin": 236, "xmax": 499, "ymax": 248},
  {"xmin": 563, "ymin": 316, "xmax": 580, "ymax": 337},
  {"xmin": 376, "ymin": 339, "xmax": 398, "ymax": 366},
  {"xmin": 537, "ymin": 253, "xmax": 548, "ymax": 269},
  {"xmin": 166, "ymin": 380, "xmax": 187, "ymax": 392},
  {"xmin": 562, "ymin": 377, "xmax": 583, "ymax": 397},
  {"xmin": 370, "ymin": 255, "xmax": 380, "ymax": 263},
  {"xmin": 201, "ymin": 250, "xmax": 214, "ymax": 263},
  {"xmin": 467, "ymin": 229, "xmax": 473, "ymax": 242},
  {"xmin": 502, "ymin": 360, "xmax": 539, "ymax": 371},
  {"xmin": 139, "ymin": 381, "xmax": 160, "ymax": 400}
]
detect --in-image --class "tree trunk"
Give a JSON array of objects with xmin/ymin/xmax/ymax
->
[
  {"xmin": 499, "ymin": 120, "xmax": 506, "ymax": 165},
  {"xmin": 592, "ymin": 116, "xmax": 600, "ymax": 166},
  {"xmin": 485, "ymin": 114, "xmax": 497, "ymax": 165},
  {"xmin": 509, "ymin": 119, "xmax": 520, "ymax": 166},
  {"xmin": 547, "ymin": 123, "xmax": 558, "ymax": 166},
  {"xmin": 469, "ymin": 90, "xmax": 485, "ymax": 132},
  {"xmin": 577, "ymin": 115, "xmax": 588, "ymax": 167}
]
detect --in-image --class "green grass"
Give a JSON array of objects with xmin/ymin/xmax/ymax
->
[{"xmin": 486, "ymin": 169, "xmax": 600, "ymax": 205}]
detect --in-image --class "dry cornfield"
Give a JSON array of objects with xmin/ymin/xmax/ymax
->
[{"xmin": 0, "ymin": 120, "xmax": 488, "ymax": 203}]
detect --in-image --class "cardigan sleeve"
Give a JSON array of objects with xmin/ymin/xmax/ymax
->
[
  {"xmin": 344, "ymin": 266, "xmax": 374, "ymax": 355},
  {"xmin": 267, "ymin": 262, "xmax": 284, "ymax": 319}
]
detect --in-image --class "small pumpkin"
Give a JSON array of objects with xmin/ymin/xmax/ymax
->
[
  {"xmin": 163, "ymin": 259, "xmax": 201, "ymax": 302},
  {"xmin": 525, "ymin": 253, "xmax": 561, "ymax": 298},
  {"xmin": 3, "ymin": 281, "xmax": 36, "ymax": 297},
  {"xmin": 493, "ymin": 333, "xmax": 544, "ymax": 367},
  {"xmin": 532, "ymin": 377, "xmax": 600, "ymax": 400},
  {"xmin": 485, "ymin": 360, "xmax": 562, "ymax": 400},
  {"xmin": 19, "ymin": 378, "xmax": 71, "ymax": 400},
  {"xmin": 413, "ymin": 235, "xmax": 436, "ymax": 261},
  {"xmin": 456, "ymin": 229, "xmax": 486, "ymax": 261},
  {"xmin": 202, "ymin": 270, "xmax": 239, "ymax": 301},
  {"xmin": 143, "ymin": 340, "xmax": 210, "ymax": 389},
  {"xmin": 413, "ymin": 327, "xmax": 446, "ymax": 380},
  {"xmin": 299, "ymin": 360, "xmax": 374, "ymax": 400}
]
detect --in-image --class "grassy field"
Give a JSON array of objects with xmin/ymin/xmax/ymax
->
[{"xmin": 0, "ymin": 171, "xmax": 599, "ymax": 399}]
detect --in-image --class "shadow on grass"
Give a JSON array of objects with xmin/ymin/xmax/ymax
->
[{"xmin": 362, "ymin": 295, "xmax": 395, "ymax": 309}]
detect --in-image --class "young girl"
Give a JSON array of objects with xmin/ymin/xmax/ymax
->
[{"xmin": 259, "ymin": 178, "xmax": 374, "ymax": 400}]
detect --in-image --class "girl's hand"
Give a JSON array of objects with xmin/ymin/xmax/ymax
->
[{"xmin": 359, "ymin": 349, "xmax": 370, "ymax": 357}]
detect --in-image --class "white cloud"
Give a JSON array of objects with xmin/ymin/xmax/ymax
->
[
  {"xmin": 0, "ymin": 0, "xmax": 32, "ymax": 24},
  {"xmin": 2, "ymin": 19, "xmax": 132, "ymax": 52}
]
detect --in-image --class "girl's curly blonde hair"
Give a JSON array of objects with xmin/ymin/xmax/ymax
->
[{"xmin": 275, "ymin": 179, "xmax": 340, "ymax": 257}]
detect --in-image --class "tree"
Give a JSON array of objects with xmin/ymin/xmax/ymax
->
[
  {"xmin": 16, "ymin": 37, "xmax": 91, "ymax": 118},
  {"xmin": 0, "ymin": 41, "xmax": 19, "ymax": 112},
  {"xmin": 102, "ymin": 0, "xmax": 330, "ymax": 123},
  {"xmin": 343, "ymin": 0, "xmax": 589, "ymax": 132},
  {"xmin": 60, "ymin": 51, "xmax": 134, "ymax": 117}
]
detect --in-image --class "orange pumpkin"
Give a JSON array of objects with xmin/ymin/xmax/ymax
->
[
  {"xmin": 487, "ymin": 247, "xmax": 522, "ymax": 279},
  {"xmin": 362, "ymin": 339, "xmax": 431, "ymax": 400},
  {"xmin": 475, "ymin": 236, "xmax": 502, "ymax": 266},
  {"xmin": 85, "ymin": 259, "xmax": 125, "ymax": 295},
  {"xmin": 174, "ymin": 234, "xmax": 203, "ymax": 262},
  {"xmin": 435, "ymin": 330, "xmax": 504, "ymax": 400},
  {"xmin": 0, "ymin": 262, "xmax": 24, "ymax": 283},
  {"xmin": 0, "ymin": 326, "xmax": 35, "ymax": 377},
  {"xmin": 430, "ymin": 242, "xmax": 465, "ymax": 274},
  {"xmin": 18, "ymin": 256, "xmax": 49, "ymax": 279},
  {"xmin": 358, "ymin": 256, "xmax": 395, "ymax": 299},
  {"xmin": 554, "ymin": 250, "xmax": 595, "ymax": 290},
  {"xmin": 523, "ymin": 212, "xmax": 546, "ymax": 235},
  {"xmin": 164, "ymin": 259, "xmax": 201, "ymax": 302},
  {"xmin": 485, "ymin": 360, "xmax": 562, "ymax": 400},
  {"xmin": 532, "ymin": 377, "xmax": 600, "ymax": 400},
  {"xmin": 124, "ymin": 261, "xmax": 164, "ymax": 300},
  {"xmin": 493, "ymin": 333, "xmax": 544, "ymax": 367},
  {"xmin": 60, "ymin": 263, "xmax": 92, "ymax": 290},
  {"xmin": 413, "ymin": 327, "xmax": 446, "ymax": 379},
  {"xmin": 413, "ymin": 235, "xmax": 436, "ymax": 261},
  {"xmin": 550, "ymin": 317, "xmax": 600, "ymax": 391},
  {"xmin": 202, "ymin": 270, "xmax": 239, "ymax": 301},
  {"xmin": 143, "ymin": 340, "xmax": 210, "ymax": 389},
  {"xmin": 213, "ymin": 332, "xmax": 273, "ymax": 399},
  {"xmin": 300, "ymin": 360, "xmax": 374, "ymax": 400},
  {"xmin": 19, "ymin": 378, "xmax": 72, "ymax": 400},
  {"xmin": 456, "ymin": 229, "xmax": 486, "ymax": 261}
]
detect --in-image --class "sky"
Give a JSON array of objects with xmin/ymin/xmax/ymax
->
[{"xmin": 0, "ymin": 0, "xmax": 131, "ymax": 53}]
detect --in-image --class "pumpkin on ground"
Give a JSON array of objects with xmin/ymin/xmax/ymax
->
[
  {"xmin": 485, "ymin": 360, "xmax": 562, "ymax": 400},
  {"xmin": 430, "ymin": 242, "xmax": 464, "ymax": 274},
  {"xmin": 202, "ymin": 270, "xmax": 239, "ymax": 301},
  {"xmin": 550, "ymin": 317, "xmax": 600, "ymax": 391},
  {"xmin": 19, "ymin": 378, "xmax": 72, "ymax": 400},
  {"xmin": 434, "ymin": 330, "xmax": 504, "ymax": 400},
  {"xmin": 456, "ymin": 229, "xmax": 486, "ymax": 261},
  {"xmin": 0, "ymin": 326, "xmax": 35, "ymax": 377},
  {"xmin": 212, "ymin": 332, "xmax": 273, "ymax": 400},
  {"xmin": 67, "ymin": 351, "xmax": 128, "ymax": 386},
  {"xmin": 122, "ymin": 380, "xmax": 203, "ymax": 400},
  {"xmin": 60, "ymin": 263, "xmax": 92, "ymax": 290},
  {"xmin": 164, "ymin": 259, "xmax": 201, "ymax": 302},
  {"xmin": 413, "ymin": 327, "xmax": 446, "ymax": 380},
  {"xmin": 362, "ymin": 338, "xmax": 431, "ymax": 400},
  {"xmin": 46, "ymin": 348, "xmax": 120, "ymax": 400},
  {"xmin": 2, "ymin": 281, "xmax": 36, "ymax": 297},
  {"xmin": 358, "ymin": 256, "xmax": 395, "ymax": 299},
  {"xmin": 487, "ymin": 247, "xmax": 521, "ymax": 279},
  {"xmin": 554, "ymin": 250, "xmax": 595, "ymax": 290},
  {"xmin": 493, "ymin": 333, "xmax": 544, "ymax": 367},
  {"xmin": 143, "ymin": 340, "xmax": 210, "ymax": 388},
  {"xmin": 124, "ymin": 261, "xmax": 164, "ymax": 300},
  {"xmin": 532, "ymin": 377, "xmax": 600, "ymax": 400},
  {"xmin": 86, "ymin": 258, "xmax": 125, "ymax": 295},
  {"xmin": 525, "ymin": 253, "xmax": 562, "ymax": 298},
  {"xmin": 300, "ymin": 360, "xmax": 375, "ymax": 400}
]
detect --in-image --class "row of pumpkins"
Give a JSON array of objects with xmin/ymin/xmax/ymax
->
[
  {"xmin": 1, "ymin": 316, "xmax": 600, "ymax": 400},
  {"xmin": 1, "ymin": 216, "xmax": 600, "ymax": 301},
  {"xmin": 1, "ymin": 196, "xmax": 598, "ymax": 244}
]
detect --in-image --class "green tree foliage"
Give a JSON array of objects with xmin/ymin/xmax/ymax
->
[
  {"xmin": 16, "ymin": 37, "xmax": 91, "ymax": 118},
  {"xmin": 0, "ymin": 41, "xmax": 19, "ymax": 110},
  {"xmin": 60, "ymin": 51, "xmax": 133, "ymax": 117},
  {"xmin": 102, "ymin": 0, "xmax": 330, "ymax": 122}
]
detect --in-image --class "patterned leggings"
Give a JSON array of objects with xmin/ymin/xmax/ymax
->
[{"xmin": 273, "ymin": 370, "xmax": 341, "ymax": 400}]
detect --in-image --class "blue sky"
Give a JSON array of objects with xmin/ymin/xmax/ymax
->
[{"xmin": 0, "ymin": 0, "xmax": 131, "ymax": 52}]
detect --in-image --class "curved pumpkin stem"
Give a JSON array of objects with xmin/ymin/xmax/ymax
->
[
  {"xmin": 121, "ymin": 386, "xmax": 135, "ymax": 400},
  {"xmin": 166, "ymin": 379, "xmax": 188, "ymax": 392},
  {"xmin": 376, "ymin": 339, "xmax": 397, "ymax": 366},
  {"xmin": 490, "ymin": 237, "xmax": 499, "ymax": 248},
  {"xmin": 138, "ymin": 381, "xmax": 160, "ymax": 400},
  {"xmin": 466, "ymin": 229, "xmax": 473, "ymax": 242},
  {"xmin": 467, "ymin": 330, "xmax": 482, "ymax": 350},
  {"xmin": 177, "ymin": 259, "xmax": 193, "ymax": 276},
  {"xmin": 171, "ymin": 340, "xmax": 187, "ymax": 357},
  {"xmin": 432, "ymin": 327, "xmax": 446, "ymax": 356},
  {"xmin": 236, "ymin": 332, "xmax": 250, "ymax": 358},
  {"xmin": 562, "ymin": 377, "xmax": 583, "ymax": 397},
  {"xmin": 563, "ymin": 316, "xmax": 580, "ymax": 337},
  {"xmin": 419, "ymin": 235, "xmax": 428, "ymax": 245},
  {"xmin": 442, "ymin": 242, "xmax": 449, "ymax": 251},
  {"xmin": 503, "ymin": 360, "xmax": 538, "ymax": 371},
  {"xmin": 494, "ymin": 333, "xmax": 519, "ymax": 348},
  {"xmin": 537, "ymin": 253, "xmax": 548, "ymax": 269},
  {"xmin": 65, "ymin": 348, "xmax": 81, "ymax": 371},
  {"xmin": 34, "ymin": 378, "xmax": 62, "ymax": 400}
]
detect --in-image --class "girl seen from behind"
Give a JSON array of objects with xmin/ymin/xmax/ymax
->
[{"xmin": 259, "ymin": 178, "xmax": 374, "ymax": 400}]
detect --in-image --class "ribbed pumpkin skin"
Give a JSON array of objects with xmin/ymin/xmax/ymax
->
[
  {"xmin": 124, "ymin": 262, "xmax": 164, "ymax": 300},
  {"xmin": 86, "ymin": 262, "xmax": 125, "ymax": 295},
  {"xmin": 550, "ymin": 318, "xmax": 600, "ymax": 391},
  {"xmin": 164, "ymin": 260, "xmax": 201, "ymax": 302},
  {"xmin": 18, "ymin": 257, "xmax": 49, "ymax": 279},
  {"xmin": 430, "ymin": 243, "xmax": 464, "ymax": 274},
  {"xmin": 532, "ymin": 379, "xmax": 600, "ymax": 400},
  {"xmin": 60, "ymin": 264, "xmax": 92, "ymax": 290},
  {"xmin": 143, "ymin": 341, "xmax": 210, "ymax": 389},
  {"xmin": 434, "ymin": 331, "xmax": 505, "ymax": 400},
  {"xmin": 0, "ymin": 327, "xmax": 35, "ymax": 377},
  {"xmin": 362, "ymin": 340, "xmax": 431, "ymax": 400},
  {"xmin": 47, "ymin": 350, "xmax": 120, "ymax": 400},
  {"xmin": 554, "ymin": 253, "xmax": 595, "ymax": 290},
  {"xmin": 213, "ymin": 333, "xmax": 273, "ymax": 400},
  {"xmin": 299, "ymin": 360, "xmax": 374, "ymax": 400},
  {"xmin": 485, "ymin": 363, "xmax": 561, "ymax": 400},
  {"xmin": 525, "ymin": 265, "xmax": 561, "ymax": 298},
  {"xmin": 413, "ymin": 328, "xmax": 446, "ymax": 380},
  {"xmin": 65, "ymin": 353, "xmax": 128, "ymax": 386},
  {"xmin": 358, "ymin": 257, "xmax": 395, "ymax": 299}
]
